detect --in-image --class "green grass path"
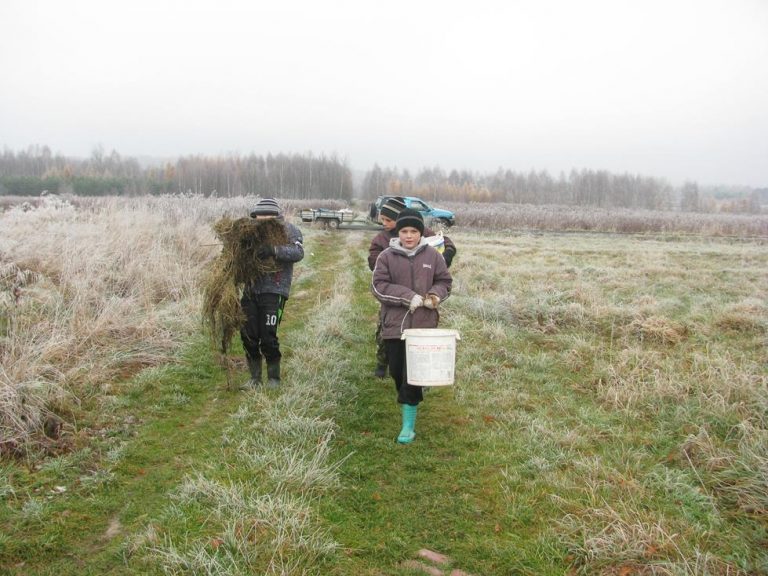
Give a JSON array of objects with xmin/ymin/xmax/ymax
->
[
  {"xmin": 0, "ymin": 233, "xmax": 340, "ymax": 574},
  {"xmin": 8, "ymin": 230, "xmax": 763, "ymax": 575},
  {"xmin": 0, "ymin": 343, "xmax": 243, "ymax": 574},
  {"xmin": 1, "ymin": 230, "xmax": 563, "ymax": 575},
  {"xmin": 319, "ymin": 234, "xmax": 561, "ymax": 575}
]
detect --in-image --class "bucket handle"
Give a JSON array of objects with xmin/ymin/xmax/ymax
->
[{"xmin": 401, "ymin": 329, "xmax": 461, "ymax": 341}]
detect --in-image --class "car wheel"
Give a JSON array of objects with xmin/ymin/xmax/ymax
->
[{"xmin": 429, "ymin": 218, "xmax": 449, "ymax": 231}]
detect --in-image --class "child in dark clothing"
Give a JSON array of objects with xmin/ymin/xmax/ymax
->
[{"xmin": 240, "ymin": 198, "xmax": 304, "ymax": 388}]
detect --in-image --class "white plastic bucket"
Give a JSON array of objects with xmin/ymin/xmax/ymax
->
[
  {"xmin": 401, "ymin": 328, "xmax": 460, "ymax": 386},
  {"xmin": 424, "ymin": 231, "xmax": 445, "ymax": 253}
]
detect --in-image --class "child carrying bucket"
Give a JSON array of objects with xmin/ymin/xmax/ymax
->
[
  {"xmin": 367, "ymin": 197, "xmax": 457, "ymax": 379},
  {"xmin": 371, "ymin": 209, "xmax": 453, "ymax": 444}
]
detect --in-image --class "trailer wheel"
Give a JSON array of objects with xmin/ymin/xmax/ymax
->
[{"xmin": 328, "ymin": 219, "xmax": 340, "ymax": 229}]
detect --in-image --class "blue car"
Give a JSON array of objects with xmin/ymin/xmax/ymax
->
[{"xmin": 372, "ymin": 195, "xmax": 455, "ymax": 227}]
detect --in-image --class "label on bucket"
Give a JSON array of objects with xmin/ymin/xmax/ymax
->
[{"xmin": 405, "ymin": 341, "xmax": 456, "ymax": 386}]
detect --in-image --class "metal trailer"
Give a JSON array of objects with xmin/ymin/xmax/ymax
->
[{"xmin": 299, "ymin": 208, "xmax": 381, "ymax": 230}]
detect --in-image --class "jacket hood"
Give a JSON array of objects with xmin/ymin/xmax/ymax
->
[{"xmin": 388, "ymin": 236, "xmax": 428, "ymax": 257}]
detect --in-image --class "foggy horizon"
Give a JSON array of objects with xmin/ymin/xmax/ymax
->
[{"xmin": 2, "ymin": 0, "xmax": 767, "ymax": 189}]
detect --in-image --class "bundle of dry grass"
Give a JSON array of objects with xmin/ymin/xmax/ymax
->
[{"xmin": 201, "ymin": 217, "xmax": 288, "ymax": 357}]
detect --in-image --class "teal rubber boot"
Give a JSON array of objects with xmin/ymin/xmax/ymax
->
[{"xmin": 397, "ymin": 404, "xmax": 418, "ymax": 444}]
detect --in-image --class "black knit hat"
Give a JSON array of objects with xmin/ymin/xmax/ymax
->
[
  {"xmin": 395, "ymin": 208, "xmax": 424, "ymax": 235},
  {"xmin": 379, "ymin": 197, "xmax": 406, "ymax": 220},
  {"xmin": 250, "ymin": 197, "xmax": 281, "ymax": 217}
]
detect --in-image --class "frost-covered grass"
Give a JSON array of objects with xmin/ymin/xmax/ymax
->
[
  {"xmin": 1, "ymin": 194, "xmax": 218, "ymax": 450},
  {"xmin": 1, "ymin": 196, "xmax": 766, "ymax": 575},
  {"xmin": 0, "ymin": 194, "xmax": 353, "ymax": 451},
  {"xmin": 441, "ymin": 229, "xmax": 767, "ymax": 574},
  {"xmin": 442, "ymin": 201, "xmax": 768, "ymax": 236}
]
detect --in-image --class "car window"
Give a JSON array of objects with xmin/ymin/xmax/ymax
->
[{"xmin": 409, "ymin": 200, "xmax": 427, "ymax": 210}]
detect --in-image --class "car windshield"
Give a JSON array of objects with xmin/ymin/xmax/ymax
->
[{"xmin": 409, "ymin": 200, "xmax": 428, "ymax": 210}]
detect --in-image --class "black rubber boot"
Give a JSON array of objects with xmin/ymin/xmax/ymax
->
[
  {"xmin": 266, "ymin": 359, "xmax": 281, "ymax": 389},
  {"xmin": 240, "ymin": 355, "xmax": 262, "ymax": 389},
  {"xmin": 248, "ymin": 355, "xmax": 262, "ymax": 381}
]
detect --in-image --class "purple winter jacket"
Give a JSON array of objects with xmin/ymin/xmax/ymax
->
[{"xmin": 371, "ymin": 238, "xmax": 453, "ymax": 339}]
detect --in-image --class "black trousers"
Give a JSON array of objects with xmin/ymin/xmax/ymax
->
[
  {"xmin": 375, "ymin": 319, "xmax": 388, "ymax": 366},
  {"xmin": 240, "ymin": 292, "xmax": 286, "ymax": 363},
  {"xmin": 385, "ymin": 339, "xmax": 423, "ymax": 406}
]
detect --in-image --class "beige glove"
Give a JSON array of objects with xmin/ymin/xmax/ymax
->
[
  {"xmin": 409, "ymin": 294, "xmax": 424, "ymax": 312},
  {"xmin": 424, "ymin": 294, "xmax": 441, "ymax": 309}
]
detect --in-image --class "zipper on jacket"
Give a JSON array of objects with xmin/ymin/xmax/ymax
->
[{"xmin": 407, "ymin": 255, "xmax": 416, "ymax": 331}]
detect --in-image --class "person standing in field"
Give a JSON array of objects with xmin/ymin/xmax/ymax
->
[
  {"xmin": 367, "ymin": 197, "xmax": 457, "ymax": 378},
  {"xmin": 241, "ymin": 197, "xmax": 304, "ymax": 389},
  {"xmin": 371, "ymin": 208, "xmax": 452, "ymax": 443}
]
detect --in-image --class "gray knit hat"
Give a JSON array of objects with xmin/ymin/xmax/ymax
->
[
  {"xmin": 379, "ymin": 197, "xmax": 406, "ymax": 220},
  {"xmin": 250, "ymin": 197, "xmax": 281, "ymax": 217},
  {"xmin": 395, "ymin": 208, "xmax": 424, "ymax": 235}
]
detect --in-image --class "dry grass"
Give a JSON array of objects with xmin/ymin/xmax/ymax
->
[
  {"xmin": 4, "ymin": 195, "xmax": 767, "ymax": 237},
  {"xmin": 559, "ymin": 503, "xmax": 740, "ymax": 575},
  {"xmin": 0, "ymin": 194, "xmax": 335, "ymax": 450},
  {"xmin": 2, "ymin": 195, "xmax": 766, "ymax": 572},
  {"xmin": 446, "ymin": 228, "xmax": 767, "ymax": 571},
  {"xmin": 0, "ymin": 195, "xmax": 220, "ymax": 451},
  {"xmin": 442, "ymin": 201, "xmax": 768, "ymax": 236},
  {"xmin": 713, "ymin": 298, "xmax": 767, "ymax": 334}
]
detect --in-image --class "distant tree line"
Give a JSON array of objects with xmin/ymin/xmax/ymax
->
[
  {"xmin": 0, "ymin": 145, "xmax": 354, "ymax": 200},
  {"xmin": 362, "ymin": 165, "xmax": 765, "ymax": 214},
  {"xmin": 1, "ymin": 146, "xmax": 763, "ymax": 213}
]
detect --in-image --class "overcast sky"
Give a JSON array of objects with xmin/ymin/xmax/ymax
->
[{"xmin": 1, "ymin": 0, "xmax": 767, "ymax": 187}]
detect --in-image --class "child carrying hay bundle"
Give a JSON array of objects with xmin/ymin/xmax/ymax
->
[{"xmin": 202, "ymin": 198, "xmax": 304, "ymax": 389}]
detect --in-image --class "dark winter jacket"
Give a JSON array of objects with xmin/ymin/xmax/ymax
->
[
  {"xmin": 245, "ymin": 219, "xmax": 304, "ymax": 298},
  {"xmin": 372, "ymin": 238, "xmax": 453, "ymax": 339},
  {"xmin": 367, "ymin": 227, "xmax": 456, "ymax": 271}
]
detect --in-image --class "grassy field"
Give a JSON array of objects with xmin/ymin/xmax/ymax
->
[{"xmin": 1, "ymin": 196, "xmax": 767, "ymax": 575}]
